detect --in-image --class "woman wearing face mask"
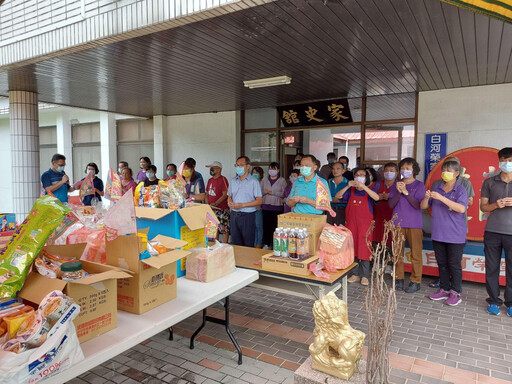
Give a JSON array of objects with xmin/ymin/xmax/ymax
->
[
  {"xmin": 251, "ymin": 167, "xmax": 265, "ymax": 248},
  {"xmin": 328, "ymin": 162, "xmax": 350, "ymax": 225},
  {"xmin": 388, "ymin": 157, "xmax": 426, "ymax": 293},
  {"xmin": 183, "ymin": 158, "xmax": 205, "ymax": 202},
  {"xmin": 283, "ymin": 170, "xmax": 300, "ymax": 214},
  {"xmin": 143, "ymin": 165, "xmax": 160, "ymax": 187},
  {"xmin": 373, "ymin": 163, "xmax": 399, "ymax": 252},
  {"xmin": 420, "ymin": 160, "xmax": 468, "ymax": 306},
  {"xmin": 335, "ymin": 169, "xmax": 380, "ymax": 286},
  {"xmin": 165, "ymin": 163, "xmax": 177, "ymax": 181},
  {"xmin": 121, "ymin": 167, "xmax": 137, "ymax": 195},
  {"xmin": 137, "ymin": 157, "xmax": 152, "ymax": 183},
  {"xmin": 261, "ymin": 162, "xmax": 287, "ymax": 249},
  {"xmin": 74, "ymin": 162, "xmax": 104, "ymax": 206}
]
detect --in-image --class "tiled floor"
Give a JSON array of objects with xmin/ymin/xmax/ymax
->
[{"xmin": 68, "ymin": 274, "xmax": 512, "ymax": 384}]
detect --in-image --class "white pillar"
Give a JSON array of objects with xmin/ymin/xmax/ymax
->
[
  {"xmin": 56, "ymin": 111, "xmax": 73, "ymax": 182},
  {"xmin": 100, "ymin": 112, "xmax": 117, "ymax": 182},
  {"xmin": 9, "ymin": 90, "xmax": 40, "ymax": 222},
  {"xmin": 153, "ymin": 115, "xmax": 167, "ymax": 179}
]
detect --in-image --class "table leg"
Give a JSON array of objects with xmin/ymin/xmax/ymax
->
[
  {"xmin": 342, "ymin": 275, "xmax": 347, "ymax": 303},
  {"xmin": 168, "ymin": 326, "xmax": 174, "ymax": 341},
  {"xmin": 189, "ymin": 296, "xmax": 243, "ymax": 365}
]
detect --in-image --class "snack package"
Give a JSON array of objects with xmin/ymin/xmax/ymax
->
[
  {"xmin": 66, "ymin": 227, "xmax": 106, "ymax": 264},
  {"xmin": 34, "ymin": 250, "xmax": 75, "ymax": 279},
  {"xmin": 45, "ymin": 211, "xmax": 83, "ymax": 246},
  {"xmin": 4, "ymin": 309, "xmax": 35, "ymax": 339},
  {"xmin": 186, "ymin": 242, "xmax": 235, "ymax": 283},
  {"xmin": 0, "ymin": 196, "xmax": 70, "ymax": 298},
  {"xmin": 318, "ymin": 224, "xmax": 355, "ymax": 271},
  {"xmin": 134, "ymin": 183, "xmax": 161, "ymax": 208}
]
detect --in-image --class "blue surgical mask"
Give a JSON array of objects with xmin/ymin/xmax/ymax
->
[
  {"xmin": 300, "ymin": 166, "xmax": 312, "ymax": 177},
  {"xmin": 499, "ymin": 162, "xmax": 512, "ymax": 173},
  {"xmin": 384, "ymin": 172, "xmax": 396, "ymax": 181},
  {"xmin": 400, "ymin": 169, "xmax": 413, "ymax": 179},
  {"xmin": 87, "ymin": 169, "xmax": 95, "ymax": 175},
  {"xmin": 167, "ymin": 170, "xmax": 175, "ymax": 177},
  {"xmin": 252, "ymin": 173, "xmax": 260, "ymax": 180},
  {"xmin": 328, "ymin": 158, "xmax": 336, "ymax": 164},
  {"xmin": 236, "ymin": 166, "xmax": 245, "ymax": 177},
  {"xmin": 355, "ymin": 176, "xmax": 366, "ymax": 184},
  {"xmin": 57, "ymin": 166, "xmax": 65, "ymax": 173},
  {"xmin": 146, "ymin": 172, "xmax": 155, "ymax": 179}
]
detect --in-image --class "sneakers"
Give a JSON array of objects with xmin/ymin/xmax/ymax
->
[
  {"xmin": 507, "ymin": 307, "xmax": 512, "ymax": 317},
  {"xmin": 347, "ymin": 275, "xmax": 361, "ymax": 283},
  {"xmin": 445, "ymin": 290, "xmax": 462, "ymax": 306},
  {"xmin": 428, "ymin": 279, "xmax": 440, "ymax": 289},
  {"xmin": 395, "ymin": 279, "xmax": 404, "ymax": 291},
  {"xmin": 405, "ymin": 282, "xmax": 421, "ymax": 293},
  {"xmin": 361, "ymin": 277, "xmax": 369, "ymax": 286},
  {"xmin": 429, "ymin": 289, "xmax": 450, "ymax": 301},
  {"xmin": 487, "ymin": 304, "xmax": 500, "ymax": 315}
]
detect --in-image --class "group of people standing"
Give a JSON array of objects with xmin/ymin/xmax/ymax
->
[{"xmin": 41, "ymin": 147, "xmax": 512, "ymax": 316}]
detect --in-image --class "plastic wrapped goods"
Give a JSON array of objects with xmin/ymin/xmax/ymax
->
[
  {"xmin": 186, "ymin": 242, "xmax": 235, "ymax": 283},
  {"xmin": 0, "ymin": 196, "xmax": 70, "ymax": 298},
  {"xmin": 318, "ymin": 224, "xmax": 355, "ymax": 271}
]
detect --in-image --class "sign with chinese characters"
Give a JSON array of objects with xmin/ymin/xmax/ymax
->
[
  {"xmin": 277, "ymin": 99, "xmax": 353, "ymax": 127},
  {"xmin": 424, "ymin": 133, "xmax": 447, "ymax": 179}
]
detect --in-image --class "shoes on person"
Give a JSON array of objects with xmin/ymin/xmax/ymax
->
[
  {"xmin": 405, "ymin": 282, "xmax": 421, "ymax": 293},
  {"xmin": 361, "ymin": 277, "xmax": 369, "ymax": 286},
  {"xmin": 395, "ymin": 279, "xmax": 404, "ymax": 291},
  {"xmin": 262, "ymin": 245, "xmax": 271, "ymax": 250},
  {"xmin": 487, "ymin": 304, "xmax": 500, "ymax": 315},
  {"xmin": 429, "ymin": 288, "xmax": 450, "ymax": 301},
  {"xmin": 445, "ymin": 290, "xmax": 462, "ymax": 306},
  {"xmin": 428, "ymin": 279, "xmax": 440, "ymax": 288},
  {"xmin": 348, "ymin": 275, "xmax": 361, "ymax": 283},
  {"xmin": 507, "ymin": 307, "xmax": 512, "ymax": 317},
  {"xmin": 255, "ymin": 245, "xmax": 262, "ymax": 249}
]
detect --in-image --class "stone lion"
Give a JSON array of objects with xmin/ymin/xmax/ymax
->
[{"xmin": 309, "ymin": 292, "xmax": 365, "ymax": 380}]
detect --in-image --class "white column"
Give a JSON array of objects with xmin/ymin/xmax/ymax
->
[
  {"xmin": 56, "ymin": 111, "xmax": 73, "ymax": 182},
  {"xmin": 9, "ymin": 90, "xmax": 40, "ymax": 222},
  {"xmin": 100, "ymin": 112, "xmax": 117, "ymax": 182},
  {"xmin": 153, "ymin": 115, "xmax": 167, "ymax": 179}
]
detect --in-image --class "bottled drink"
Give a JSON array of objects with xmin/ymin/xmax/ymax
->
[
  {"xmin": 273, "ymin": 228, "xmax": 282, "ymax": 256},
  {"xmin": 288, "ymin": 228, "xmax": 298, "ymax": 260},
  {"xmin": 296, "ymin": 229, "xmax": 306, "ymax": 260},
  {"xmin": 281, "ymin": 228, "xmax": 289, "ymax": 258}
]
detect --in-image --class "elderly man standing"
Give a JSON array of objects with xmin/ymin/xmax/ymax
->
[
  {"xmin": 227, "ymin": 156, "xmax": 263, "ymax": 247},
  {"xmin": 206, "ymin": 161, "xmax": 230, "ymax": 244},
  {"xmin": 287, "ymin": 154, "xmax": 330, "ymax": 214},
  {"xmin": 41, "ymin": 153, "xmax": 75, "ymax": 204}
]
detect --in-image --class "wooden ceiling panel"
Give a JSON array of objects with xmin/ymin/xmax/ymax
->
[{"xmin": 0, "ymin": 0, "xmax": 511, "ymax": 117}]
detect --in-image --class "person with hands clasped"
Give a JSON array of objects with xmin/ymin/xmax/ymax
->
[
  {"xmin": 335, "ymin": 169, "xmax": 380, "ymax": 286},
  {"xmin": 388, "ymin": 158, "xmax": 426, "ymax": 293},
  {"xmin": 261, "ymin": 162, "xmax": 287, "ymax": 249},
  {"xmin": 373, "ymin": 163, "xmax": 399, "ymax": 252},
  {"xmin": 480, "ymin": 147, "xmax": 512, "ymax": 316},
  {"xmin": 228, "ymin": 156, "xmax": 263, "ymax": 247},
  {"xmin": 421, "ymin": 160, "xmax": 468, "ymax": 306}
]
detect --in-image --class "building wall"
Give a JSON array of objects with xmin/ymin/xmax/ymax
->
[
  {"xmin": 417, "ymin": 83, "xmax": 512, "ymax": 181},
  {"xmin": 0, "ymin": 118, "xmax": 12, "ymax": 213},
  {"xmin": 165, "ymin": 111, "xmax": 240, "ymax": 182}
]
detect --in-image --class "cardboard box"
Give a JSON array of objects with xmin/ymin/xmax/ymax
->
[
  {"xmin": 0, "ymin": 213, "xmax": 16, "ymax": 232},
  {"xmin": 19, "ymin": 243, "xmax": 131, "ymax": 343},
  {"xmin": 277, "ymin": 213, "xmax": 327, "ymax": 256},
  {"xmin": 261, "ymin": 253, "xmax": 318, "ymax": 276},
  {"xmin": 135, "ymin": 205, "xmax": 216, "ymax": 277},
  {"xmin": 106, "ymin": 233, "xmax": 191, "ymax": 314}
]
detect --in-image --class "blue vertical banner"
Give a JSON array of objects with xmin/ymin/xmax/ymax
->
[{"xmin": 424, "ymin": 133, "xmax": 447, "ymax": 180}]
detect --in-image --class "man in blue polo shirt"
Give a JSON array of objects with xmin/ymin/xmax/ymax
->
[
  {"xmin": 41, "ymin": 153, "xmax": 74, "ymax": 203},
  {"xmin": 228, "ymin": 156, "xmax": 263, "ymax": 247},
  {"xmin": 287, "ymin": 154, "xmax": 330, "ymax": 214}
]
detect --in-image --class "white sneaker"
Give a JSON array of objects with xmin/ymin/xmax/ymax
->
[
  {"xmin": 348, "ymin": 275, "xmax": 361, "ymax": 283},
  {"xmin": 262, "ymin": 245, "xmax": 271, "ymax": 250}
]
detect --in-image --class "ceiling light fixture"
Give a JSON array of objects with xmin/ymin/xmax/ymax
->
[{"xmin": 243, "ymin": 75, "xmax": 292, "ymax": 89}]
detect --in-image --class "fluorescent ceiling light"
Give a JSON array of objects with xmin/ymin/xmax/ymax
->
[{"xmin": 243, "ymin": 75, "xmax": 292, "ymax": 89}]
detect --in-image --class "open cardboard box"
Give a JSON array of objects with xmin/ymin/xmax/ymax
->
[
  {"xmin": 106, "ymin": 232, "xmax": 191, "ymax": 314},
  {"xmin": 277, "ymin": 213, "xmax": 327, "ymax": 256},
  {"xmin": 135, "ymin": 204, "xmax": 216, "ymax": 276},
  {"xmin": 19, "ymin": 243, "xmax": 131, "ymax": 343}
]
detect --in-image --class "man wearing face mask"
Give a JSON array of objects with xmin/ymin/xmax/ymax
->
[
  {"xmin": 480, "ymin": 147, "xmax": 512, "ymax": 316},
  {"xmin": 41, "ymin": 153, "xmax": 75, "ymax": 204},
  {"xmin": 206, "ymin": 162, "xmax": 230, "ymax": 244},
  {"xmin": 227, "ymin": 156, "xmax": 263, "ymax": 247},
  {"xmin": 319, "ymin": 152, "xmax": 337, "ymax": 180},
  {"xmin": 287, "ymin": 154, "xmax": 331, "ymax": 214}
]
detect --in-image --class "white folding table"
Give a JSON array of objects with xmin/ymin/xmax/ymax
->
[{"xmin": 49, "ymin": 268, "xmax": 258, "ymax": 383}]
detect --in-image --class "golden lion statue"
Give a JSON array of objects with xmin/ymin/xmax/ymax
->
[{"xmin": 309, "ymin": 292, "xmax": 365, "ymax": 380}]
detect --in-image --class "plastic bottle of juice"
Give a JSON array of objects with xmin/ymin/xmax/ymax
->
[
  {"xmin": 296, "ymin": 229, "xmax": 305, "ymax": 260},
  {"xmin": 288, "ymin": 228, "xmax": 297, "ymax": 260},
  {"xmin": 273, "ymin": 228, "xmax": 282, "ymax": 256},
  {"xmin": 281, "ymin": 228, "xmax": 289, "ymax": 258}
]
